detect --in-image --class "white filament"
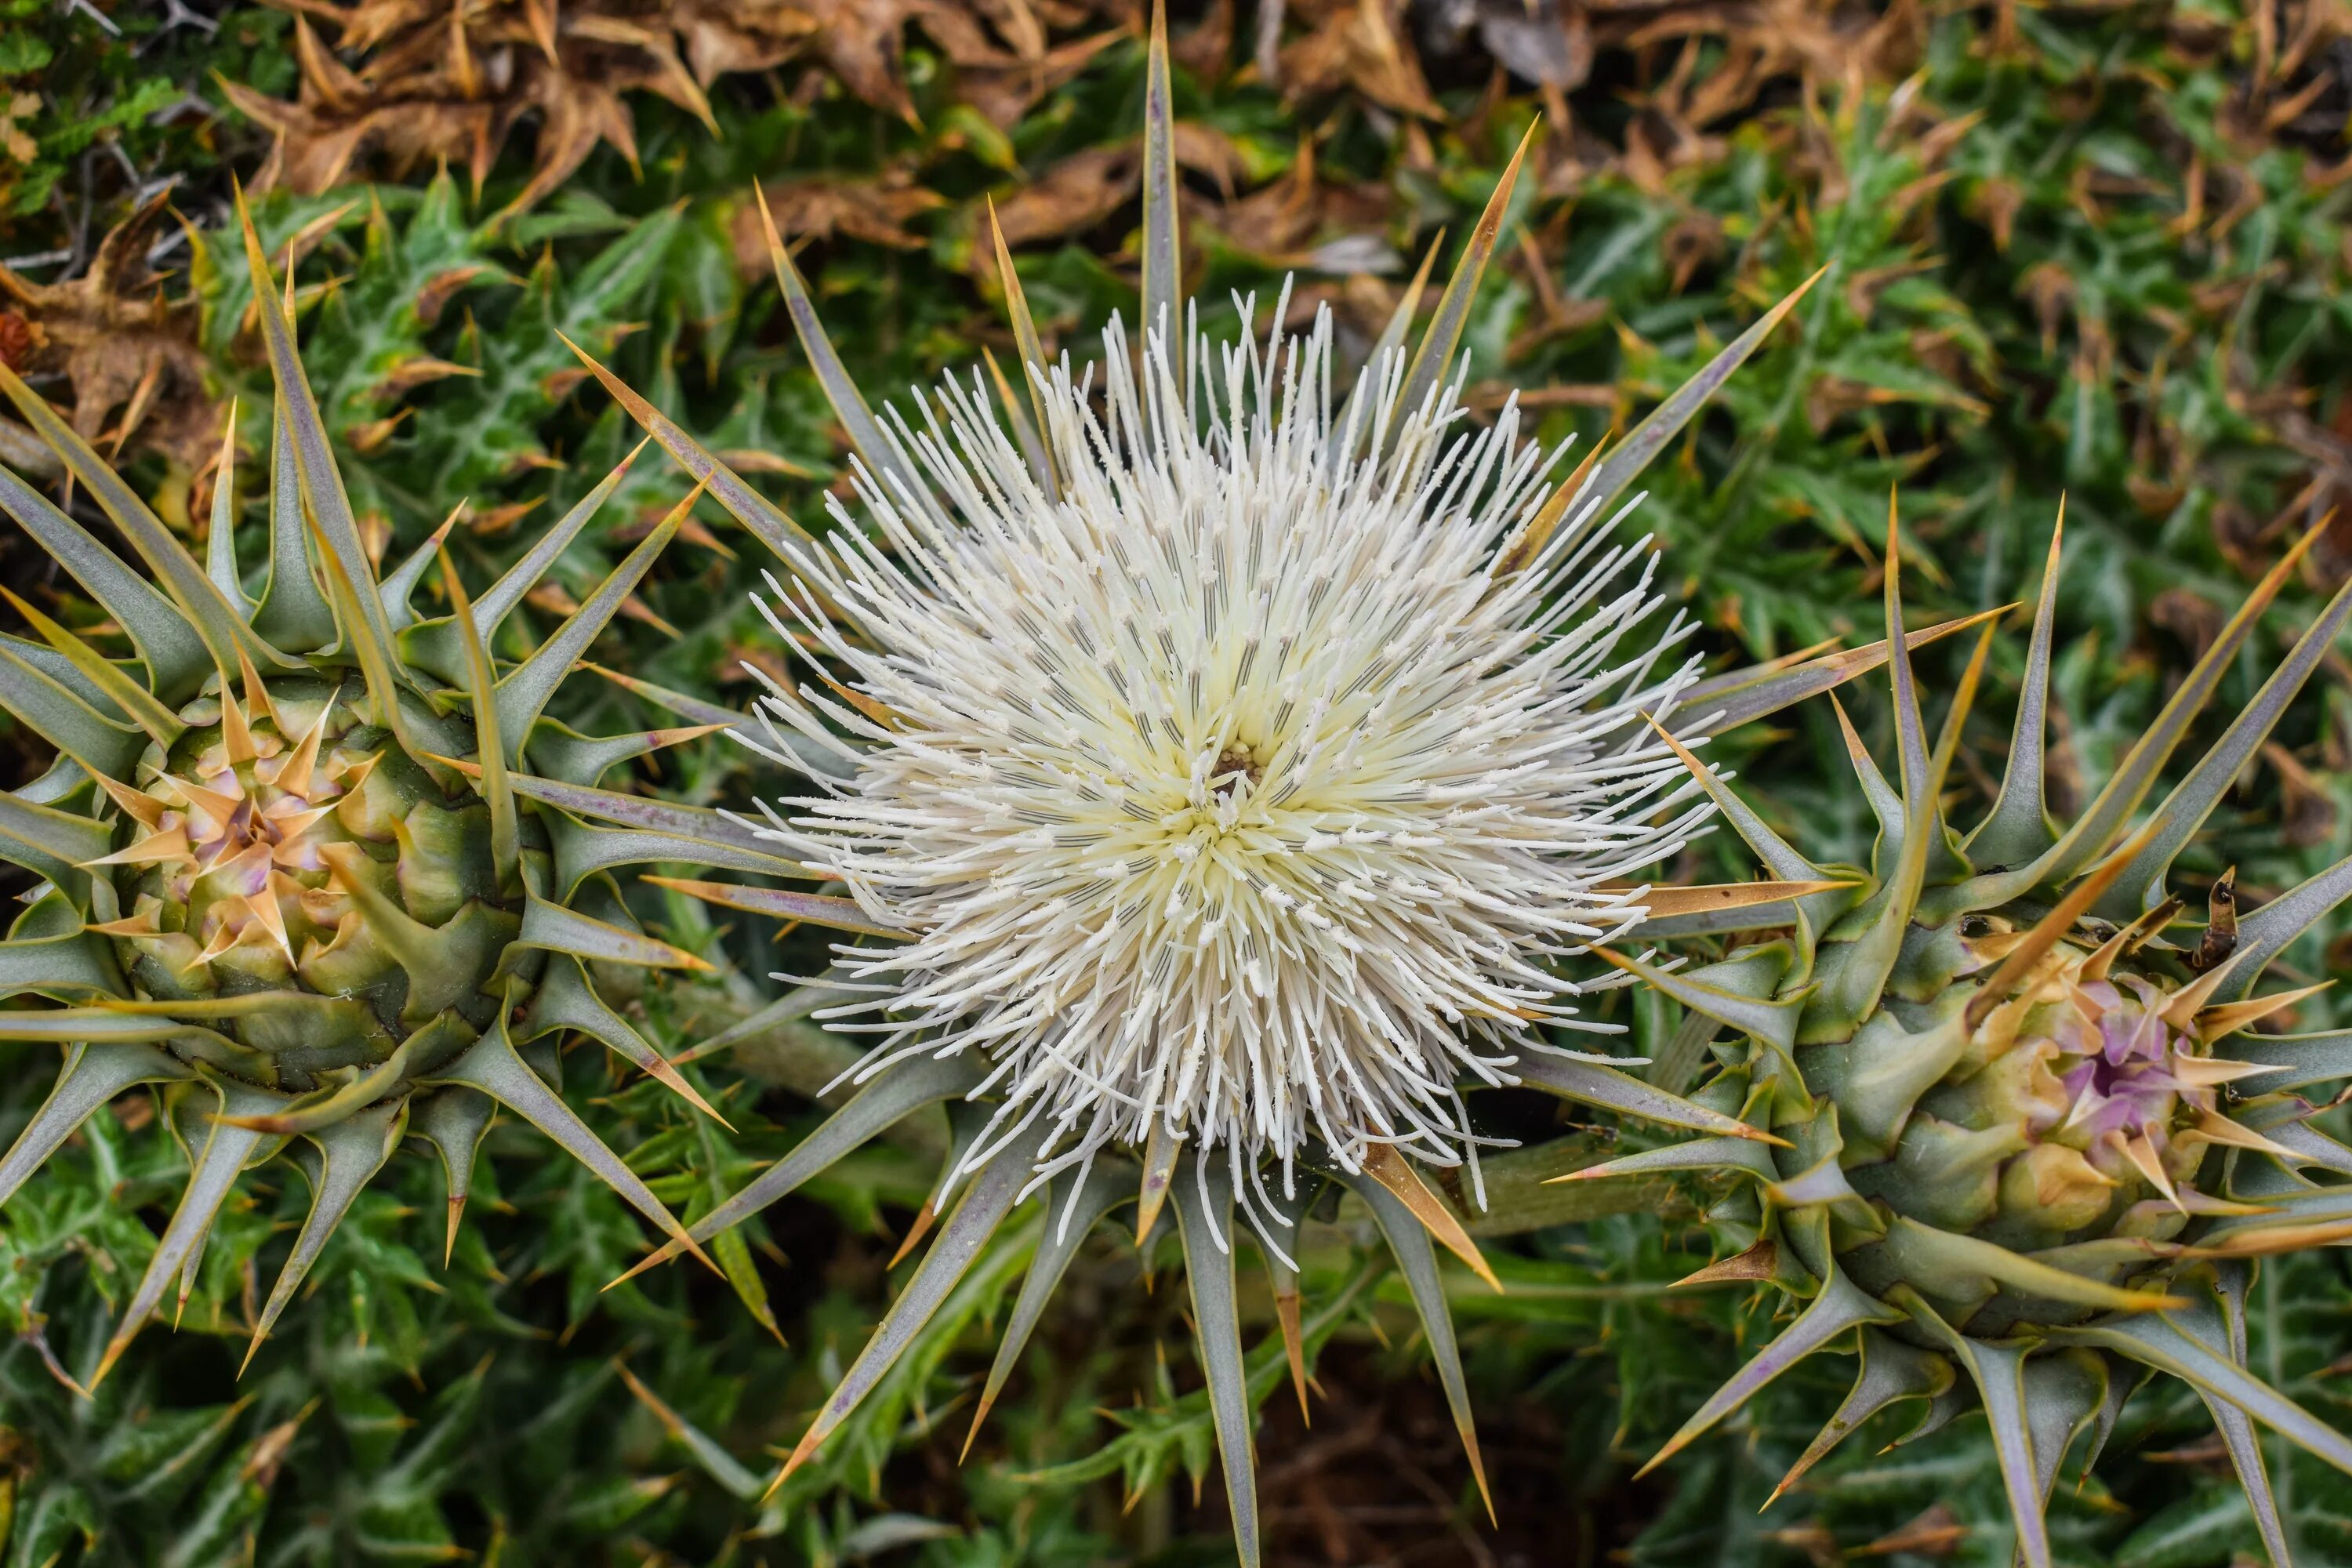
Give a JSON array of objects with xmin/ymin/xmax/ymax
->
[{"xmin": 737, "ymin": 292, "xmax": 1711, "ymax": 1218}]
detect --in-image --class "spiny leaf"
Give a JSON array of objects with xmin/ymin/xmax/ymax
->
[
  {"xmin": 1359, "ymin": 1143, "xmax": 1499, "ymax": 1292},
  {"xmin": 236, "ymin": 184, "xmax": 401, "ymax": 670},
  {"xmin": 521, "ymin": 719, "xmax": 728, "ymax": 790},
  {"xmin": 0, "ymin": 637, "xmax": 146, "ymax": 778},
  {"xmin": 543, "ymin": 817, "xmax": 808, "ymax": 902},
  {"xmin": 1639, "ymin": 1268, "xmax": 1901, "ymax": 1478},
  {"xmin": 753, "ymin": 186, "xmax": 925, "ymax": 506},
  {"xmin": 410, "ymin": 1086, "xmax": 495, "ymax": 1267},
  {"xmin": 0, "ymin": 359, "xmax": 287, "ymax": 680},
  {"xmin": 1332, "ymin": 229, "xmax": 1443, "ymax": 468},
  {"xmin": 766, "ymin": 1132, "xmax": 1034, "ymax": 1495},
  {"xmin": 1672, "ymin": 606, "xmax": 2008, "ymax": 739},
  {"xmin": 95, "ymin": 1078, "xmax": 282, "ymax": 1388},
  {"xmin": 434, "ymin": 549, "xmax": 518, "ymax": 891},
  {"xmin": 400, "ymin": 444, "xmax": 645, "ymax": 685},
  {"xmin": 1169, "ymin": 1152, "xmax": 1258, "ymax": 1568},
  {"xmin": 242, "ymin": 1098, "xmax": 405, "ymax": 1374},
  {"xmin": 1332, "ymin": 1163, "xmax": 1492, "ymax": 1522},
  {"xmin": 1768, "ymin": 1329, "xmax": 1953, "ymax": 1505},
  {"xmin": 556, "ymin": 333, "xmax": 818, "ymax": 563},
  {"xmin": 205, "ymin": 402, "xmax": 244, "ymax": 609},
  {"xmin": 0, "ymin": 1044, "xmax": 190, "ymax": 1208},
  {"xmin": 987, "ymin": 199, "xmax": 1061, "ymax": 499},
  {"xmin": 1592, "ymin": 946, "xmax": 1806, "ymax": 1055},
  {"xmin": 521, "ymin": 956, "xmax": 729, "ymax": 1125},
  {"xmin": 1542, "ymin": 1135, "xmax": 1777, "ymax": 1185},
  {"xmin": 2100, "ymin": 570, "xmax": 2352, "ymax": 920},
  {"xmin": 251, "ymin": 386, "xmax": 336, "ymax": 652},
  {"xmin": 1140, "ymin": 0, "xmax": 1181, "ymax": 401},
  {"xmin": 492, "ymin": 485, "xmax": 692, "ymax": 763},
  {"xmin": 447, "ymin": 764, "xmax": 791, "ymax": 865},
  {"xmin": 967, "ymin": 1160, "xmax": 1131, "ymax": 1457},
  {"xmin": 642, "ymin": 876, "xmax": 902, "ymax": 938},
  {"xmin": 0, "ymin": 789, "xmax": 116, "ymax": 891},
  {"xmin": 2050, "ymin": 1307, "xmax": 2352, "ymax": 1476},
  {"xmin": 611, "ymin": 1051, "xmax": 988, "ymax": 1287},
  {"xmin": 0, "ymin": 460, "xmax": 212, "ymax": 702},
  {"xmin": 1966, "ymin": 506, "xmax": 2064, "ymax": 869},
  {"xmin": 1389, "ymin": 122, "xmax": 1537, "ymax": 449},
  {"xmin": 420, "ymin": 1018, "xmax": 714, "ymax": 1272},
  {"xmin": 1892, "ymin": 1293, "xmax": 2053, "ymax": 1568},
  {"xmin": 1576, "ymin": 266, "xmax": 1827, "ymax": 523},
  {"xmin": 1879, "ymin": 1214, "xmax": 2184, "ymax": 1314},
  {"xmin": 514, "ymin": 894, "xmax": 712, "ymax": 972},
  {"xmin": 2022, "ymin": 522, "xmax": 2325, "ymax": 893},
  {"xmin": 1, "ymin": 587, "xmax": 184, "ymax": 749},
  {"xmin": 378, "ymin": 505, "xmax": 462, "ymax": 630},
  {"xmin": 1514, "ymin": 1052, "xmax": 1788, "ymax": 1145}
]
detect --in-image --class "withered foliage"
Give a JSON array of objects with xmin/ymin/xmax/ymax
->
[
  {"xmin": 223, "ymin": 0, "xmax": 1132, "ymax": 212},
  {"xmin": 0, "ymin": 191, "xmax": 213, "ymax": 473}
]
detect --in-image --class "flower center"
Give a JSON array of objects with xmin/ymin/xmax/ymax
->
[
  {"xmin": 1209, "ymin": 742, "xmax": 1262, "ymax": 799},
  {"xmin": 98, "ymin": 688, "xmax": 375, "ymax": 986}
]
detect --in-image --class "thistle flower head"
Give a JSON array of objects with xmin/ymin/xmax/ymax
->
[
  {"xmin": 739, "ymin": 295, "xmax": 1713, "ymax": 1196},
  {"xmin": 578, "ymin": 46, "xmax": 1834, "ymax": 1541},
  {"xmin": 1566, "ymin": 510, "xmax": 2352, "ymax": 1567},
  {"xmin": 0, "ymin": 198, "xmax": 750, "ymax": 1388}
]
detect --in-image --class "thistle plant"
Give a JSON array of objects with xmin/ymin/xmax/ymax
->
[
  {"xmin": 0, "ymin": 203, "xmax": 777, "ymax": 1385},
  {"xmin": 1554, "ymin": 510, "xmax": 2352, "ymax": 1565},
  {"xmin": 548, "ymin": 13, "xmax": 1982, "ymax": 1555}
]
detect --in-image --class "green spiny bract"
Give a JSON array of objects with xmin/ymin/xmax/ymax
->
[
  {"xmin": 1555, "ymin": 511, "xmax": 2352, "ymax": 1566},
  {"xmin": 0, "ymin": 199, "xmax": 769, "ymax": 1385}
]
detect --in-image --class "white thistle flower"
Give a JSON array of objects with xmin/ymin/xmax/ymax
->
[
  {"xmin": 735, "ymin": 287, "xmax": 1715, "ymax": 1214},
  {"xmin": 562, "ymin": 31, "xmax": 1828, "ymax": 1528}
]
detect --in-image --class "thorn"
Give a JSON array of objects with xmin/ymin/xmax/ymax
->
[
  {"xmin": 1964, "ymin": 822, "xmax": 2159, "ymax": 1033},
  {"xmin": 1615, "ymin": 879, "xmax": 1860, "ymax": 920},
  {"xmin": 1461, "ymin": 1419, "xmax": 1497, "ymax": 1526},
  {"xmin": 1363, "ymin": 1144, "xmax": 1501, "ymax": 1292},
  {"xmin": 2078, "ymin": 901, "xmax": 2173, "ymax": 983},
  {"xmin": 91, "ymin": 771, "xmax": 167, "ymax": 830},
  {"xmin": 89, "ymin": 1319, "xmax": 136, "ymax": 1392},
  {"xmin": 1274, "ymin": 1289, "xmax": 1309, "ymax": 1422},
  {"xmin": 166, "ymin": 773, "xmax": 246, "ymax": 826},
  {"xmin": 603, "ymin": 1236, "xmax": 688, "ymax": 1293},
  {"xmin": 244, "ymin": 874, "xmax": 298, "ymax": 965},
  {"xmin": 2195, "ymin": 982, "xmax": 2332, "ymax": 1043},
  {"xmin": 235, "ymin": 647, "xmax": 281, "ymax": 734},
  {"xmin": 763, "ymin": 1421, "xmax": 825, "ymax": 1501},
  {"xmin": 888, "ymin": 1202, "xmax": 938, "ymax": 1269},
  {"xmin": 2159, "ymin": 961, "xmax": 2234, "ymax": 1033},
  {"xmin": 84, "ymin": 826, "xmax": 194, "ymax": 869},
  {"xmin": 1135, "ymin": 1120, "xmax": 1180, "ymax": 1247},
  {"xmin": 2110, "ymin": 1128, "xmax": 2183, "ymax": 1212},
  {"xmin": 1672, "ymin": 1240, "xmax": 1778, "ymax": 1289},
  {"xmin": 960, "ymin": 1391, "xmax": 996, "ymax": 1463}
]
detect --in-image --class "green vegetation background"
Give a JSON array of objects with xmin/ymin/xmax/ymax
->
[{"xmin": 3, "ymin": 0, "xmax": 2350, "ymax": 1563}]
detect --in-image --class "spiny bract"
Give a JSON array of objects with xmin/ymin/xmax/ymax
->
[
  {"xmin": 0, "ymin": 201, "xmax": 766, "ymax": 1384},
  {"xmin": 1559, "ymin": 509, "xmax": 2352, "ymax": 1566},
  {"xmin": 568, "ymin": 14, "xmax": 1927, "ymax": 1561}
]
